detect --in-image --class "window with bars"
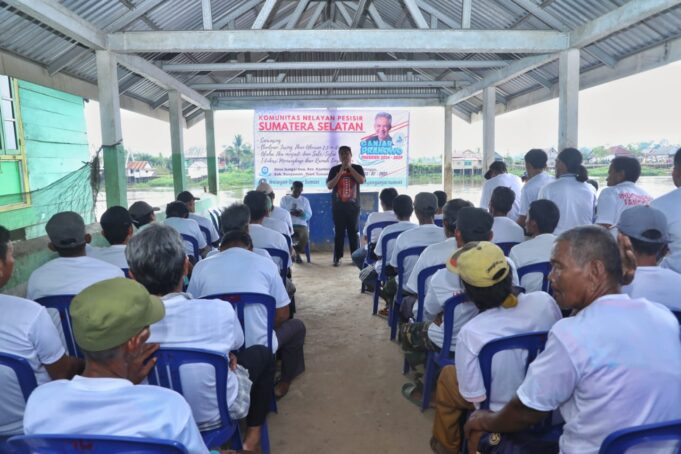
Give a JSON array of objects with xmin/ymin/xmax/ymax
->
[{"xmin": 0, "ymin": 75, "xmax": 30, "ymax": 210}]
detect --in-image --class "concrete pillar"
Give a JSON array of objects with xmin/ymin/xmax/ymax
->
[
  {"xmin": 96, "ymin": 51, "xmax": 127, "ymax": 208},
  {"xmin": 204, "ymin": 109, "xmax": 218, "ymax": 195},
  {"xmin": 482, "ymin": 86, "xmax": 496, "ymax": 171},
  {"xmin": 443, "ymin": 105, "xmax": 453, "ymax": 198},
  {"xmin": 169, "ymin": 90, "xmax": 186, "ymax": 196},
  {"xmin": 558, "ymin": 48, "xmax": 580, "ymax": 151}
]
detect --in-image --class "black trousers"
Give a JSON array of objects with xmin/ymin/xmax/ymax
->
[
  {"xmin": 274, "ymin": 318, "xmax": 306, "ymax": 382},
  {"xmin": 236, "ymin": 345, "xmax": 275, "ymax": 427},
  {"xmin": 332, "ymin": 202, "xmax": 360, "ymax": 260}
]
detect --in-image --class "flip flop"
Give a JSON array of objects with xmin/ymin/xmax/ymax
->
[{"xmin": 401, "ymin": 382, "xmax": 423, "ymax": 407}]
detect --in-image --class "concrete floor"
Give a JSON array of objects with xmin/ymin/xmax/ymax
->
[{"xmin": 268, "ymin": 253, "xmax": 434, "ymax": 454}]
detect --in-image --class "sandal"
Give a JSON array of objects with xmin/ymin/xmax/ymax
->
[
  {"xmin": 401, "ymin": 382, "xmax": 423, "ymax": 407},
  {"xmin": 377, "ymin": 307, "xmax": 390, "ymax": 318}
]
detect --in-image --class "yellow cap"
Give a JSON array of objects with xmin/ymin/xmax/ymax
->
[{"xmin": 446, "ymin": 241, "xmax": 510, "ymax": 288}]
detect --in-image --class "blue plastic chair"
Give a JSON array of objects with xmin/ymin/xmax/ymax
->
[
  {"xmin": 0, "ymin": 352, "xmax": 38, "ymax": 451},
  {"xmin": 672, "ymin": 310, "xmax": 681, "ymax": 325},
  {"xmin": 517, "ymin": 262, "xmax": 552, "ymax": 294},
  {"xmin": 35, "ymin": 295, "xmax": 80, "ymax": 358},
  {"xmin": 390, "ymin": 246, "xmax": 427, "ymax": 340},
  {"xmin": 496, "ymin": 242, "xmax": 519, "ymax": 257},
  {"xmin": 147, "ymin": 348, "xmax": 242, "ymax": 451},
  {"xmin": 371, "ymin": 230, "xmax": 402, "ymax": 315},
  {"xmin": 264, "ymin": 248, "xmax": 289, "ymax": 284},
  {"xmin": 180, "ymin": 234, "xmax": 200, "ymax": 262},
  {"xmin": 121, "ymin": 268, "xmax": 130, "ymax": 278},
  {"xmin": 421, "ymin": 293, "xmax": 469, "ymax": 411},
  {"xmin": 199, "ymin": 225, "xmax": 215, "ymax": 247},
  {"xmin": 8, "ymin": 434, "xmax": 188, "ymax": 453},
  {"xmin": 599, "ymin": 419, "xmax": 681, "ymax": 454},
  {"xmin": 304, "ymin": 241, "xmax": 311, "ymax": 263},
  {"xmin": 361, "ymin": 221, "xmax": 397, "ymax": 293},
  {"xmin": 434, "ymin": 218, "xmax": 443, "ymax": 227}
]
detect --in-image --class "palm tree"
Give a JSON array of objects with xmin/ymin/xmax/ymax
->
[{"xmin": 224, "ymin": 134, "xmax": 249, "ymax": 170}]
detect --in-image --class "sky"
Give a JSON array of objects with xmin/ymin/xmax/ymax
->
[{"xmin": 84, "ymin": 60, "xmax": 681, "ymax": 159}]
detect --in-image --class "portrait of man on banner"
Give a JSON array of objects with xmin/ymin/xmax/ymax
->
[{"xmin": 364, "ymin": 112, "xmax": 393, "ymax": 143}]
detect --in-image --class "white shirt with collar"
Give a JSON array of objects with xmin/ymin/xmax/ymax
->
[
  {"xmin": 651, "ymin": 187, "xmax": 681, "ymax": 274},
  {"xmin": 24, "ymin": 376, "xmax": 209, "ymax": 454},
  {"xmin": 456, "ymin": 291, "xmax": 562, "ymax": 411},
  {"xmin": 508, "ymin": 233, "xmax": 556, "ymax": 293},
  {"xmin": 280, "ymin": 195, "xmax": 312, "ymax": 227},
  {"xmin": 517, "ymin": 294, "xmax": 681, "ymax": 454},
  {"xmin": 248, "ymin": 223, "xmax": 292, "ymax": 269},
  {"xmin": 622, "ymin": 266, "xmax": 681, "ymax": 311},
  {"xmin": 519, "ymin": 172, "xmax": 554, "ymax": 217},
  {"xmin": 187, "ymin": 247, "xmax": 290, "ymax": 353},
  {"xmin": 539, "ymin": 174, "xmax": 596, "ymax": 235},
  {"xmin": 149, "ymin": 293, "xmax": 243, "ymax": 429},
  {"xmin": 0, "ymin": 295, "xmax": 65, "ymax": 436},
  {"xmin": 491, "ymin": 216, "xmax": 526, "ymax": 245},
  {"xmin": 164, "ymin": 217, "xmax": 208, "ymax": 257},
  {"xmin": 189, "ymin": 213, "xmax": 220, "ymax": 245},
  {"xmin": 270, "ymin": 206, "xmax": 294, "ymax": 235},
  {"xmin": 86, "ymin": 244, "xmax": 128, "ymax": 269},
  {"xmin": 595, "ymin": 181, "xmax": 653, "ymax": 226},
  {"xmin": 363, "ymin": 210, "xmax": 398, "ymax": 244},
  {"xmin": 480, "ymin": 173, "xmax": 523, "ymax": 221},
  {"xmin": 389, "ymin": 224, "xmax": 446, "ymax": 290},
  {"xmin": 405, "ymin": 237, "xmax": 458, "ymax": 294},
  {"xmin": 373, "ymin": 220, "xmax": 417, "ymax": 275},
  {"xmin": 423, "ymin": 261, "xmax": 521, "ymax": 350}
]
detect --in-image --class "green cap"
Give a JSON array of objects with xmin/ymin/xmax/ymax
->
[{"xmin": 71, "ymin": 278, "xmax": 165, "ymax": 352}]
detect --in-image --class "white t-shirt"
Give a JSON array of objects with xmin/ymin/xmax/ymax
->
[
  {"xmin": 280, "ymin": 195, "xmax": 312, "ymax": 227},
  {"xmin": 651, "ymin": 188, "xmax": 681, "ymax": 274},
  {"xmin": 270, "ymin": 206, "xmax": 294, "ymax": 235},
  {"xmin": 389, "ymin": 224, "xmax": 446, "ymax": 290},
  {"xmin": 622, "ymin": 266, "xmax": 681, "ymax": 311},
  {"xmin": 149, "ymin": 293, "xmax": 243, "ymax": 428},
  {"xmin": 248, "ymin": 223, "xmax": 291, "ymax": 269},
  {"xmin": 406, "ymin": 237, "xmax": 458, "ymax": 294},
  {"xmin": 187, "ymin": 247, "xmax": 290, "ymax": 353},
  {"xmin": 189, "ymin": 213, "xmax": 220, "ymax": 245},
  {"xmin": 519, "ymin": 172, "xmax": 554, "ymax": 217},
  {"xmin": 456, "ymin": 291, "xmax": 562, "ymax": 411},
  {"xmin": 424, "ymin": 262, "xmax": 521, "ymax": 351},
  {"xmin": 491, "ymin": 216, "xmax": 525, "ymax": 244},
  {"xmin": 0, "ymin": 295, "xmax": 65, "ymax": 436},
  {"xmin": 86, "ymin": 244, "xmax": 128, "ymax": 269},
  {"xmin": 374, "ymin": 221, "xmax": 417, "ymax": 274},
  {"xmin": 363, "ymin": 210, "xmax": 398, "ymax": 244},
  {"xmin": 24, "ymin": 376, "xmax": 209, "ymax": 454},
  {"xmin": 517, "ymin": 294, "xmax": 681, "ymax": 454},
  {"xmin": 595, "ymin": 181, "xmax": 653, "ymax": 226},
  {"xmin": 508, "ymin": 234, "xmax": 556, "ymax": 293},
  {"xmin": 480, "ymin": 173, "xmax": 523, "ymax": 221},
  {"xmin": 263, "ymin": 216, "xmax": 291, "ymax": 239},
  {"xmin": 164, "ymin": 217, "xmax": 208, "ymax": 257},
  {"xmin": 539, "ymin": 174, "xmax": 596, "ymax": 235}
]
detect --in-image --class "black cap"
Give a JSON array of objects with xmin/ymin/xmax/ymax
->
[
  {"xmin": 177, "ymin": 191, "xmax": 200, "ymax": 203},
  {"xmin": 128, "ymin": 201, "xmax": 159, "ymax": 219},
  {"xmin": 100, "ymin": 206, "xmax": 132, "ymax": 231}
]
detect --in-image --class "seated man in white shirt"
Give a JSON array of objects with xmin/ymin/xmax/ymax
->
[
  {"xmin": 127, "ymin": 225, "xmax": 274, "ymax": 453},
  {"xmin": 428, "ymin": 242, "xmax": 561, "ymax": 453},
  {"xmin": 596, "ymin": 156, "xmax": 653, "ymax": 229},
  {"xmin": 0, "ymin": 226, "xmax": 83, "ymax": 437},
  {"xmin": 489, "ymin": 186, "xmax": 525, "ymax": 245},
  {"xmin": 280, "ymin": 181, "xmax": 313, "ymax": 264},
  {"xmin": 352, "ymin": 187, "xmax": 398, "ymax": 269},
  {"xmin": 210, "ymin": 203, "xmax": 272, "ymax": 262},
  {"xmin": 509, "ymin": 199, "xmax": 559, "ymax": 292},
  {"xmin": 433, "ymin": 190, "xmax": 447, "ymax": 225},
  {"xmin": 651, "ymin": 148, "xmax": 681, "ymax": 273},
  {"xmin": 257, "ymin": 182, "xmax": 293, "ymax": 235},
  {"xmin": 177, "ymin": 191, "xmax": 220, "ymax": 247},
  {"xmin": 164, "ymin": 201, "xmax": 210, "ymax": 261},
  {"xmin": 464, "ymin": 226, "xmax": 681, "ymax": 454},
  {"xmin": 517, "ymin": 149, "xmax": 554, "ymax": 228},
  {"xmin": 244, "ymin": 191, "xmax": 292, "ymax": 273},
  {"xmin": 188, "ymin": 230, "xmax": 305, "ymax": 401},
  {"xmin": 86, "ymin": 206, "xmax": 132, "ymax": 270},
  {"xmin": 617, "ymin": 205, "xmax": 681, "ymax": 311},
  {"xmin": 23, "ymin": 278, "xmax": 210, "ymax": 454},
  {"xmin": 27, "ymin": 211, "xmax": 125, "ymax": 303},
  {"xmin": 383, "ymin": 193, "xmax": 445, "ymax": 317},
  {"xmin": 480, "ymin": 161, "xmax": 523, "ymax": 221}
]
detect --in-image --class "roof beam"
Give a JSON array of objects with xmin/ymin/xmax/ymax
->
[
  {"xmin": 336, "ymin": 2, "xmax": 353, "ymax": 27},
  {"xmin": 201, "ymin": 0, "xmax": 213, "ymax": 30},
  {"xmin": 305, "ymin": 2, "xmax": 327, "ymax": 29},
  {"xmin": 416, "ymin": 1, "xmax": 460, "ymax": 29},
  {"xmin": 163, "ymin": 59, "xmax": 509, "ymax": 72},
  {"xmin": 403, "ymin": 0, "xmax": 429, "ymax": 29},
  {"xmin": 367, "ymin": 4, "xmax": 391, "ymax": 28},
  {"xmin": 108, "ymin": 29, "xmax": 568, "ymax": 53},
  {"xmin": 190, "ymin": 80, "xmax": 455, "ymax": 90},
  {"xmin": 252, "ymin": 0, "xmax": 279, "ymax": 29},
  {"xmin": 350, "ymin": 0, "xmax": 370, "ymax": 28},
  {"xmin": 462, "ymin": 0, "xmax": 472, "ymax": 29},
  {"xmin": 285, "ymin": 0, "xmax": 311, "ymax": 29},
  {"xmin": 212, "ymin": 0, "xmax": 261, "ymax": 29}
]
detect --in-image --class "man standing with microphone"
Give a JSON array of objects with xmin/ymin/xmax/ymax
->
[{"xmin": 327, "ymin": 145, "xmax": 366, "ymax": 266}]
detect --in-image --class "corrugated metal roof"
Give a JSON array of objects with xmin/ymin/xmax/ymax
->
[{"xmin": 1, "ymin": 0, "xmax": 680, "ymax": 122}]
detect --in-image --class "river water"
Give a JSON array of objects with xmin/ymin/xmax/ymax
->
[{"xmin": 96, "ymin": 175, "xmax": 676, "ymax": 218}]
